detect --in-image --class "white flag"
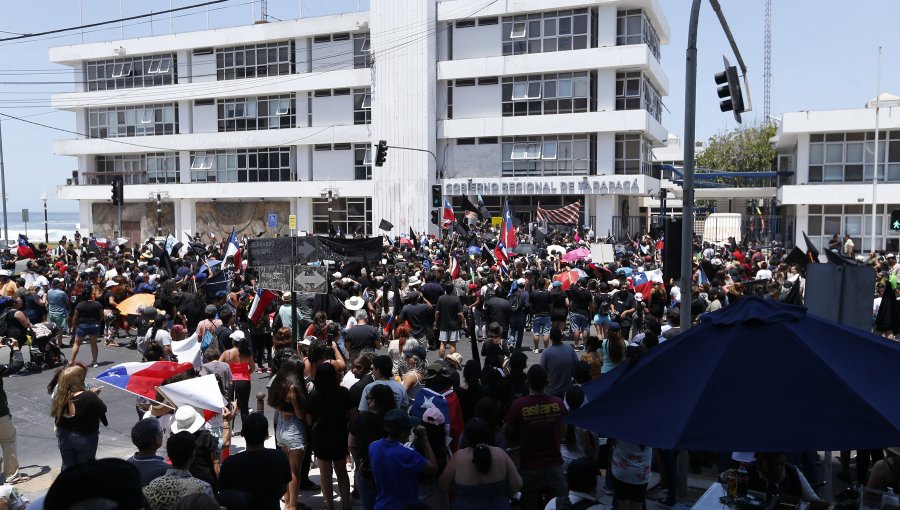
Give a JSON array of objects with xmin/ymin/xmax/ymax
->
[
  {"xmin": 158, "ymin": 374, "xmax": 226, "ymax": 413},
  {"xmin": 171, "ymin": 334, "xmax": 201, "ymax": 369}
]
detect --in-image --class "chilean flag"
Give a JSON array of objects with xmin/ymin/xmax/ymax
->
[
  {"xmin": 410, "ymin": 387, "xmax": 464, "ymax": 452},
  {"xmin": 225, "ymin": 227, "xmax": 241, "ymax": 268},
  {"xmin": 95, "ymin": 361, "xmax": 194, "ymax": 400},
  {"xmin": 494, "ymin": 241, "xmax": 509, "ymax": 274},
  {"xmin": 500, "ymin": 201, "xmax": 517, "ymax": 249},
  {"xmin": 248, "ymin": 289, "xmax": 276, "ymax": 324},
  {"xmin": 449, "ymin": 256, "xmax": 459, "ymax": 280},
  {"xmin": 16, "ymin": 235, "xmax": 36, "ymax": 259},
  {"xmin": 383, "ymin": 315, "xmax": 394, "ymax": 336},
  {"xmin": 628, "ymin": 268, "xmax": 663, "ymax": 297},
  {"xmin": 442, "ymin": 199, "xmax": 455, "ymax": 229}
]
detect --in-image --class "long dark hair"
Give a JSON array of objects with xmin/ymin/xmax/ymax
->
[
  {"xmin": 607, "ymin": 329, "xmax": 625, "ymax": 364},
  {"xmin": 267, "ymin": 356, "xmax": 306, "ymax": 410},
  {"xmin": 464, "ymin": 418, "xmax": 494, "ymax": 475}
]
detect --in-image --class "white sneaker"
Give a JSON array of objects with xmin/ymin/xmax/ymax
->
[{"xmin": 5, "ymin": 470, "xmax": 24, "ymax": 484}]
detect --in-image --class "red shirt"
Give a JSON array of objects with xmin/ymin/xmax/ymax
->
[{"xmin": 504, "ymin": 393, "xmax": 566, "ymax": 470}]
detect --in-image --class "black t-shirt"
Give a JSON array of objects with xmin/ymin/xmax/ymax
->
[
  {"xmin": 530, "ymin": 290, "xmax": 552, "ymax": 315},
  {"xmin": 75, "ymin": 300, "xmax": 103, "ymax": 324},
  {"xmin": 350, "ymin": 411, "xmax": 384, "ymax": 477},
  {"xmin": 56, "ymin": 391, "xmax": 107, "ymax": 434},
  {"xmin": 349, "ymin": 373, "xmax": 374, "ymax": 409},
  {"xmin": 216, "ymin": 325, "xmax": 234, "ymax": 352},
  {"xmin": 190, "ymin": 429, "xmax": 218, "ymax": 488},
  {"xmin": 218, "ymin": 448, "xmax": 291, "ymax": 510},
  {"xmin": 398, "ymin": 303, "xmax": 433, "ymax": 338},
  {"xmin": 594, "ymin": 293, "xmax": 612, "ymax": 315},
  {"xmin": 345, "ymin": 324, "xmax": 381, "ymax": 354},
  {"xmin": 612, "ymin": 291, "xmax": 637, "ymax": 314},
  {"xmin": 484, "ymin": 296, "xmax": 512, "ymax": 330},
  {"xmin": 100, "ymin": 290, "xmax": 117, "ymax": 310},
  {"xmin": 179, "ymin": 296, "xmax": 207, "ymax": 330},
  {"xmin": 435, "ymin": 294, "xmax": 463, "ymax": 331},
  {"xmin": 566, "ymin": 286, "xmax": 592, "ymax": 316}
]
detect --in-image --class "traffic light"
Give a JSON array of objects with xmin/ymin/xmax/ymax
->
[
  {"xmin": 430, "ymin": 210, "xmax": 439, "ymax": 225},
  {"xmin": 431, "ymin": 185, "xmax": 441, "ymax": 208},
  {"xmin": 110, "ymin": 179, "xmax": 123, "ymax": 206},
  {"xmin": 374, "ymin": 140, "xmax": 388, "ymax": 167},
  {"xmin": 891, "ymin": 209, "xmax": 900, "ymax": 232},
  {"xmin": 714, "ymin": 56, "xmax": 745, "ymax": 123}
]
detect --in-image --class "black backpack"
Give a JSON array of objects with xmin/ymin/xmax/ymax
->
[{"xmin": 0, "ymin": 308, "xmax": 17, "ymax": 337}]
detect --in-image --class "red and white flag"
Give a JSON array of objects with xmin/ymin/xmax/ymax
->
[
  {"xmin": 225, "ymin": 227, "xmax": 241, "ymax": 268},
  {"xmin": 449, "ymin": 256, "xmax": 459, "ymax": 280},
  {"xmin": 249, "ymin": 289, "xmax": 277, "ymax": 324}
]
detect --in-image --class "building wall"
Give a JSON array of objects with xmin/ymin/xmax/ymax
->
[
  {"xmin": 92, "ymin": 202, "xmax": 175, "ymax": 240},
  {"xmin": 195, "ymin": 201, "xmax": 291, "ymax": 238}
]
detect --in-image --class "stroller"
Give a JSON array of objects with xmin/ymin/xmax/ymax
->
[{"xmin": 25, "ymin": 322, "xmax": 67, "ymax": 372}]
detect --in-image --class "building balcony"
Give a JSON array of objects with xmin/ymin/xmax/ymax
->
[{"xmin": 56, "ymin": 179, "xmax": 376, "ymax": 201}]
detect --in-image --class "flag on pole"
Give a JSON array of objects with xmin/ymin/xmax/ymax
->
[
  {"xmin": 442, "ymin": 199, "xmax": 455, "ymax": 229},
  {"xmin": 449, "ymin": 256, "xmax": 460, "ymax": 280},
  {"xmin": 95, "ymin": 361, "xmax": 194, "ymax": 400},
  {"xmin": 249, "ymin": 289, "xmax": 277, "ymax": 324},
  {"xmin": 171, "ymin": 334, "xmax": 202, "ymax": 369},
  {"xmin": 628, "ymin": 268, "xmax": 663, "ymax": 297},
  {"xmin": 225, "ymin": 227, "xmax": 241, "ymax": 268},
  {"xmin": 480, "ymin": 243, "xmax": 495, "ymax": 266},
  {"xmin": 16, "ymin": 235, "xmax": 36, "ymax": 259},
  {"xmin": 536, "ymin": 201, "xmax": 582, "ymax": 224},
  {"xmin": 494, "ymin": 241, "xmax": 509, "ymax": 274},
  {"xmin": 500, "ymin": 201, "xmax": 518, "ymax": 249},
  {"xmin": 157, "ymin": 374, "xmax": 228, "ymax": 414},
  {"xmin": 165, "ymin": 234, "xmax": 178, "ymax": 255},
  {"xmin": 462, "ymin": 197, "xmax": 481, "ymax": 220}
]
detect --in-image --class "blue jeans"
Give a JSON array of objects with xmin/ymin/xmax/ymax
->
[
  {"xmin": 57, "ymin": 428, "xmax": 98, "ymax": 471},
  {"xmin": 508, "ymin": 314, "xmax": 526, "ymax": 351},
  {"xmin": 356, "ymin": 470, "xmax": 377, "ymax": 510}
]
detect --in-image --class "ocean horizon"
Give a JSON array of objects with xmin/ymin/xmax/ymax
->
[{"xmin": 0, "ymin": 210, "xmax": 80, "ymax": 244}]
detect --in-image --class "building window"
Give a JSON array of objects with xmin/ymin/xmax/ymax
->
[
  {"xmin": 617, "ymin": 9, "xmax": 661, "ymax": 61},
  {"xmin": 216, "ymin": 95, "xmax": 295, "ymax": 132},
  {"xmin": 502, "ymin": 72, "xmax": 594, "ymax": 116},
  {"xmin": 93, "ymin": 153, "xmax": 178, "ymax": 185},
  {"xmin": 501, "ymin": 134, "xmax": 594, "ymax": 177},
  {"xmin": 353, "ymin": 33, "xmax": 371, "ymax": 69},
  {"xmin": 216, "ymin": 41, "xmax": 295, "ymax": 81},
  {"xmin": 615, "ymin": 133, "xmax": 654, "ymax": 176},
  {"xmin": 85, "ymin": 54, "xmax": 177, "ymax": 91},
  {"xmin": 353, "ymin": 88, "xmax": 372, "ymax": 125},
  {"xmin": 88, "ymin": 103, "xmax": 177, "ymax": 138},
  {"xmin": 806, "ymin": 203, "xmax": 900, "ymax": 252},
  {"xmin": 312, "ymin": 197, "xmax": 372, "ymax": 236},
  {"xmin": 502, "ymin": 9, "xmax": 591, "ymax": 56},
  {"xmin": 354, "ymin": 144, "xmax": 372, "ymax": 180},
  {"xmin": 190, "ymin": 147, "xmax": 293, "ymax": 183},
  {"xmin": 808, "ymin": 131, "xmax": 900, "ymax": 183},
  {"xmin": 615, "ymin": 71, "xmax": 662, "ymax": 122}
]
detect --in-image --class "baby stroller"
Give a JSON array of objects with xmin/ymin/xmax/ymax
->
[{"xmin": 25, "ymin": 322, "xmax": 67, "ymax": 372}]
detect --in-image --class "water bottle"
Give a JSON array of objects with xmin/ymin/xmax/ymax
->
[
  {"xmin": 735, "ymin": 463, "xmax": 749, "ymax": 498},
  {"xmin": 882, "ymin": 487, "xmax": 900, "ymax": 510}
]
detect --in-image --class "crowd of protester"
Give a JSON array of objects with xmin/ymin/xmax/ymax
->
[{"xmin": 0, "ymin": 223, "xmax": 895, "ymax": 510}]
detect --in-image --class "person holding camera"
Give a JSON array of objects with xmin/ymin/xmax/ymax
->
[{"xmin": 0, "ymin": 336, "xmax": 24, "ymax": 484}]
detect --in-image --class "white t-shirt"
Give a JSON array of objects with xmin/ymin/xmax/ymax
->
[
  {"xmin": 755, "ymin": 269, "xmax": 773, "ymax": 280},
  {"xmin": 139, "ymin": 328, "xmax": 172, "ymax": 354}
]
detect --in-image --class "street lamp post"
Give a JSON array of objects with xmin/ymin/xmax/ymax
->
[{"xmin": 41, "ymin": 192, "xmax": 49, "ymax": 244}]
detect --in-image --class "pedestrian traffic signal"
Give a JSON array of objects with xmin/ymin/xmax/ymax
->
[
  {"xmin": 430, "ymin": 210, "xmax": 439, "ymax": 225},
  {"xmin": 891, "ymin": 209, "xmax": 900, "ymax": 231},
  {"xmin": 714, "ymin": 56, "xmax": 745, "ymax": 123},
  {"xmin": 374, "ymin": 140, "xmax": 388, "ymax": 167},
  {"xmin": 431, "ymin": 185, "xmax": 441, "ymax": 208},
  {"xmin": 110, "ymin": 178, "xmax": 123, "ymax": 206}
]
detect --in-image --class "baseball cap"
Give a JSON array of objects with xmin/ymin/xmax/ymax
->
[
  {"xmin": 383, "ymin": 408, "xmax": 420, "ymax": 433},
  {"xmin": 422, "ymin": 407, "xmax": 446, "ymax": 426}
]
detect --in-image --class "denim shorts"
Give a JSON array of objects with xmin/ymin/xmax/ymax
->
[
  {"xmin": 275, "ymin": 413, "xmax": 308, "ymax": 451},
  {"xmin": 569, "ymin": 313, "xmax": 590, "ymax": 333},
  {"xmin": 593, "ymin": 313, "xmax": 612, "ymax": 325},
  {"xmin": 532, "ymin": 314, "xmax": 551, "ymax": 335},
  {"xmin": 75, "ymin": 322, "xmax": 101, "ymax": 338}
]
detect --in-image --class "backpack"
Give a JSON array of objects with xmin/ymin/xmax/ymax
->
[
  {"xmin": 509, "ymin": 291, "xmax": 525, "ymax": 313},
  {"xmin": 0, "ymin": 308, "xmax": 17, "ymax": 337},
  {"xmin": 200, "ymin": 329, "xmax": 216, "ymax": 351},
  {"xmin": 554, "ymin": 495, "xmax": 598, "ymax": 510},
  {"xmin": 483, "ymin": 284, "xmax": 496, "ymax": 304}
]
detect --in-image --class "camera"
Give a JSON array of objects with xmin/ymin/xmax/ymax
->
[{"xmin": 0, "ymin": 338, "xmax": 12, "ymax": 347}]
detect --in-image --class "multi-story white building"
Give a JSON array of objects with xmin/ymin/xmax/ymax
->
[
  {"xmin": 774, "ymin": 93, "xmax": 900, "ymax": 253},
  {"xmin": 53, "ymin": 0, "xmax": 669, "ymax": 241}
]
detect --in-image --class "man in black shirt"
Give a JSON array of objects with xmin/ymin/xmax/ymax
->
[
  {"xmin": 611, "ymin": 282, "xmax": 638, "ymax": 340},
  {"xmin": 218, "ymin": 414, "xmax": 291, "ymax": 510},
  {"xmin": 398, "ymin": 291, "xmax": 434, "ymax": 349},
  {"xmin": 434, "ymin": 283, "xmax": 465, "ymax": 358},
  {"xmin": 529, "ymin": 278, "xmax": 553, "ymax": 353},
  {"xmin": 566, "ymin": 278, "xmax": 593, "ymax": 350},
  {"xmin": 344, "ymin": 310, "xmax": 383, "ymax": 360},
  {"xmin": 483, "ymin": 287, "xmax": 513, "ymax": 342}
]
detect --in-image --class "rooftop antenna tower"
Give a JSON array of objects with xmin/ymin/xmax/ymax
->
[
  {"xmin": 763, "ymin": 0, "xmax": 772, "ymax": 124},
  {"xmin": 260, "ymin": 0, "xmax": 267, "ymax": 22}
]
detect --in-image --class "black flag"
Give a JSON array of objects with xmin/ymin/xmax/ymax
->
[
  {"xmin": 378, "ymin": 219, "xmax": 394, "ymax": 231},
  {"xmin": 802, "ymin": 232, "xmax": 820, "ymax": 263},
  {"xmin": 409, "ymin": 227, "xmax": 420, "ymax": 251},
  {"xmin": 462, "ymin": 197, "xmax": 482, "ymax": 219}
]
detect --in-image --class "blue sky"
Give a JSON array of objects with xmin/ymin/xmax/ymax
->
[{"xmin": 0, "ymin": 0, "xmax": 897, "ymax": 212}]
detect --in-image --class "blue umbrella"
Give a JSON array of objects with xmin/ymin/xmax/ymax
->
[
  {"xmin": 467, "ymin": 246, "xmax": 480, "ymax": 256},
  {"xmin": 199, "ymin": 260, "xmax": 222, "ymax": 274},
  {"xmin": 569, "ymin": 296, "xmax": 900, "ymax": 452}
]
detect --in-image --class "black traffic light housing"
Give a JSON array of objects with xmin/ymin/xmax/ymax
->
[
  {"xmin": 430, "ymin": 210, "xmax": 439, "ymax": 225},
  {"xmin": 374, "ymin": 140, "xmax": 388, "ymax": 167},
  {"xmin": 431, "ymin": 185, "xmax": 442, "ymax": 208},
  {"xmin": 110, "ymin": 178, "xmax": 123, "ymax": 206},
  {"xmin": 714, "ymin": 56, "xmax": 745, "ymax": 123},
  {"xmin": 890, "ymin": 209, "xmax": 900, "ymax": 232}
]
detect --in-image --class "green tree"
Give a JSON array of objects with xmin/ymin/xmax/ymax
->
[{"xmin": 695, "ymin": 123, "xmax": 778, "ymax": 172}]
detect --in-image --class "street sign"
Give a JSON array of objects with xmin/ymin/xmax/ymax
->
[
  {"xmin": 246, "ymin": 237, "xmax": 294, "ymax": 266},
  {"xmin": 295, "ymin": 237, "xmax": 321, "ymax": 264},
  {"xmin": 267, "ymin": 213, "xmax": 277, "ymax": 228},
  {"xmin": 289, "ymin": 214, "xmax": 297, "ymax": 230},
  {"xmin": 257, "ymin": 265, "xmax": 292, "ymax": 292},
  {"xmin": 891, "ymin": 209, "xmax": 900, "ymax": 232},
  {"xmin": 294, "ymin": 265, "xmax": 327, "ymax": 294},
  {"xmin": 21, "ymin": 209, "xmax": 28, "ymax": 223}
]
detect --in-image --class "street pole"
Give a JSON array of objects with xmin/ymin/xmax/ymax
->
[
  {"xmin": 42, "ymin": 192, "xmax": 49, "ymax": 244},
  {"xmin": 0, "ymin": 119, "xmax": 8, "ymax": 244},
  {"xmin": 870, "ymin": 47, "xmax": 882, "ymax": 253},
  {"xmin": 156, "ymin": 193, "xmax": 162, "ymax": 237},
  {"xmin": 680, "ymin": 0, "xmax": 702, "ymax": 333}
]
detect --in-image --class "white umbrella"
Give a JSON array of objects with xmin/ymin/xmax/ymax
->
[{"xmin": 547, "ymin": 245, "xmax": 566, "ymax": 256}]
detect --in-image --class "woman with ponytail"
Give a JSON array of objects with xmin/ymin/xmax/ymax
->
[{"xmin": 439, "ymin": 418, "xmax": 522, "ymax": 510}]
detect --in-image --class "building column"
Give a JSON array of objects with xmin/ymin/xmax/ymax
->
[
  {"xmin": 177, "ymin": 198, "xmax": 195, "ymax": 241},
  {"xmin": 593, "ymin": 195, "xmax": 615, "ymax": 238},
  {"xmin": 79, "ymin": 200, "xmax": 93, "ymax": 236},
  {"xmin": 296, "ymin": 197, "xmax": 313, "ymax": 233}
]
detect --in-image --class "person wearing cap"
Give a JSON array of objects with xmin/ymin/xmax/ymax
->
[
  {"xmin": 219, "ymin": 331, "xmax": 255, "ymax": 432},
  {"xmin": 142, "ymin": 431, "xmax": 214, "ymax": 510},
  {"xmin": 369, "ymin": 408, "xmax": 438, "ymax": 510},
  {"xmin": 435, "ymin": 282, "xmax": 466, "ymax": 359}
]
